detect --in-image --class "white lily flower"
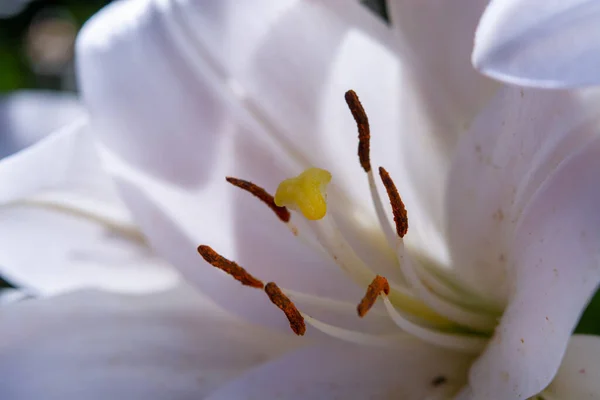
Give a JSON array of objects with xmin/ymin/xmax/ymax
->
[
  {"xmin": 5, "ymin": 0, "xmax": 600, "ymax": 398},
  {"xmin": 472, "ymin": 0, "xmax": 600, "ymax": 88},
  {"xmin": 0, "ymin": 91, "xmax": 179, "ymax": 295}
]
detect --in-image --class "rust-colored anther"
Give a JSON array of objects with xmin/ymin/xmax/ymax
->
[
  {"xmin": 357, "ymin": 275, "xmax": 390, "ymax": 317},
  {"xmin": 226, "ymin": 177, "xmax": 291, "ymax": 223},
  {"xmin": 197, "ymin": 245, "xmax": 264, "ymax": 289},
  {"xmin": 378, "ymin": 167, "xmax": 409, "ymax": 238},
  {"xmin": 264, "ymin": 282, "xmax": 306, "ymax": 336},
  {"xmin": 344, "ymin": 90, "xmax": 371, "ymax": 173}
]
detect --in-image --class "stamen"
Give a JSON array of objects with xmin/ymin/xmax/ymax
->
[
  {"xmin": 274, "ymin": 167, "xmax": 332, "ymax": 220},
  {"xmin": 226, "ymin": 177, "xmax": 290, "ymax": 222},
  {"xmin": 264, "ymin": 282, "xmax": 306, "ymax": 336},
  {"xmin": 378, "ymin": 166, "xmax": 408, "ymax": 237},
  {"xmin": 344, "ymin": 90, "xmax": 371, "ymax": 172},
  {"xmin": 197, "ymin": 245, "xmax": 264, "ymax": 289},
  {"xmin": 357, "ymin": 275, "xmax": 390, "ymax": 317}
]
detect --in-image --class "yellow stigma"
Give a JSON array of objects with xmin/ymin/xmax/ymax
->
[{"xmin": 274, "ymin": 167, "xmax": 332, "ymax": 220}]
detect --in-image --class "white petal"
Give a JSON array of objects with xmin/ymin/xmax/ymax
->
[
  {"xmin": 0, "ymin": 205, "xmax": 178, "ymax": 295},
  {"xmin": 76, "ymin": 0, "xmax": 405, "ymax": 207},
  {"xmin": 0, "ymin": 289, "xmax": 31, "ymax": 304},
  {"xmin": 0, "ymin": 285, "xmax": 298, "ymax": 399},
  {"xmin": 77, "ymin": 0, "xmax": 406, "ymax": 329},
  {"xmin": 385, "ymin": 0, "xmax": 500, "ymax": 261},
  {"xmin": 0, "ymin": 121, "xmax": 177, "ymax": 294},
  {"xmin": 447, "ymin": 87, "xmax": 600, "ymax": 304},
  {"xmin": 473, "ymin": 0, "xmax": 600, "ymax": 88},
  {"xmin": 207, "ymin": 340, "xmax": 473, "ymax": 400},
  {"xmin": 0, "ymin": 90, "xmax": 84, "ymax": 158},
  {"xmin": 0, "ymin": 119, "xmax": 113, "ymax": 206},
  {"xmin": 465, "ymin": 132, "xmax": 600, "ymax": 399},
  {"xmin": 388, "ymin": 0, "xmax": 498, "ymax": 122},
  {"xmin": 545, "ymin": 335, "xmax": 600, "ymax": 399}
]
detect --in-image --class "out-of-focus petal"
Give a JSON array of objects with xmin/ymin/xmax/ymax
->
[
  {"xmin": 463, "ymin": 132, "xmax": 600, "ymax": 399},
  {"xmin": 76, "ymin": 0, "xmax": 406, "ymax": 206},
  {"xmin": 473, "ymin": 0, "xmax": 600, "ymax": 88},
  {"xmin": 447, "ymin": 87, "xmax": 600, "ymax": 304},
  {"xmin": 0, "ymin": 0, "xmax": 31, "ymax": 18},
  {"xmin": 0, "ymin": 121, "xmax": 178, "ymax": 294},
  {"xmin": 0, "ymin": 90, "xmax": 84, "ymax": 158},
  {"xmin": 0, "ymin": 289, "xmax": 31, "ymax": 305},
  {"xmin": 544, "ymin": 335, "xmax": 600, "ymax": 399},
  {"xmin": 0, "ymin": 285, "xmax": 299, "ymax": 399},
  {"xmin": 0, "ymin": 206, "xmax": 178, "ymax": 295},
  {"xmin": 0, "ymin": 119, "xmax": 114, "ymax": 206},
  {"xmin": 206, "ymin": 339, "xmax": 473, "ymax": 400}
]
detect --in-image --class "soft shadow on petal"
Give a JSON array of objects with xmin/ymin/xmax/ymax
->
[
  {"xmin": 384, "ymin": 0, "xmax": 500, "ymax": 258},
  {"xmin": 77, "ymin": 0, "xmax": 405, "ymax": 207},
  {"xmin": 0, "ymin": 121, "xmax": 178, "ymax": 294},
  {"xmin": 0, "ymin": 90, "xmax": 84, "ymax": 158},
  {"xmin": 206, "ymin": 339, "xmax": 473, "ymax": 400},
  {"xmin": 0, "ymin": 285, "xmax": 299, "ymax": 400},
  {"xmin": 77, "ymin": 0, "xmax": 234, "ymax": 188},
  {"xmin": 464, "ymin": 135, "xmax": 600, "ymax": 399},
  {"xmin": 473, "ymin": 0, "xmax": 600, "ymax": 88},
  {"xmin": 387, "ymin": 0, "xmax": 498, "ymax": 126},
  {"xmin": 447, "ymin": 87, "xmax": 600, "ymax": 304},
  {"xmin": 544, "ymin": 335, "xmax": 600, "ymax": 399}
]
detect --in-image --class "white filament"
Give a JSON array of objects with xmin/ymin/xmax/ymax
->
[
  {"xmin": 396, "ymin": 240, "xmax": 497, "ymax": 333},
  {"xmin": 302, "ymin": 313, "xmax": 411, "ymax": 348},
  {"xmin": 310, "ymin": 213, "xmax": 376, "ymax": 287},
  {"xmin": 382, "ymin": 295, "xmax": 487, "ymax": 354},
  {"xmin": 283, "ymin": 287, "xmax": 388, "ymax": 318},
  {"xmin": 367, "ymin": 170, "xmax": 397, "ymax": 249}
]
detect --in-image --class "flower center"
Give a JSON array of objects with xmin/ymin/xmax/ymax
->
[{"xmin": 198, "ymin": 90, "xmax": 503, "ymax": 355}]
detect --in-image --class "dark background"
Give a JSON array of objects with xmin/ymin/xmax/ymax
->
[{"xmin": 0, "ymin": 0, "xmax": 111, "ymax": 93}]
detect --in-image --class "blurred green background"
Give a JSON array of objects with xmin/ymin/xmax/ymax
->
[{"xmin": 0, "ymin": 0, "xmax": 110, "ymax": 93}]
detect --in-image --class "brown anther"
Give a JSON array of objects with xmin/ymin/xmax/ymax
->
[
  {"xmin": 197, "ymin": 245, "xmax": 264, "ymax": 289},
  {"xmin": 226, "ymin": 177, "xmax": 290, "ymax": 223},
  {"xmin": 344, "ymin": 90, "xmax": 371, "ymax": 173},
  {"xmin": 378, "ymin": 167, "xmax": 408, "ymax": 237},
  {"xmin": 264, "ymin": 282, "xmax": 306, "ymax": 336},
  {"xmin": 357, "ymin": 275, "xmax": 390, "ymax": 317}
]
